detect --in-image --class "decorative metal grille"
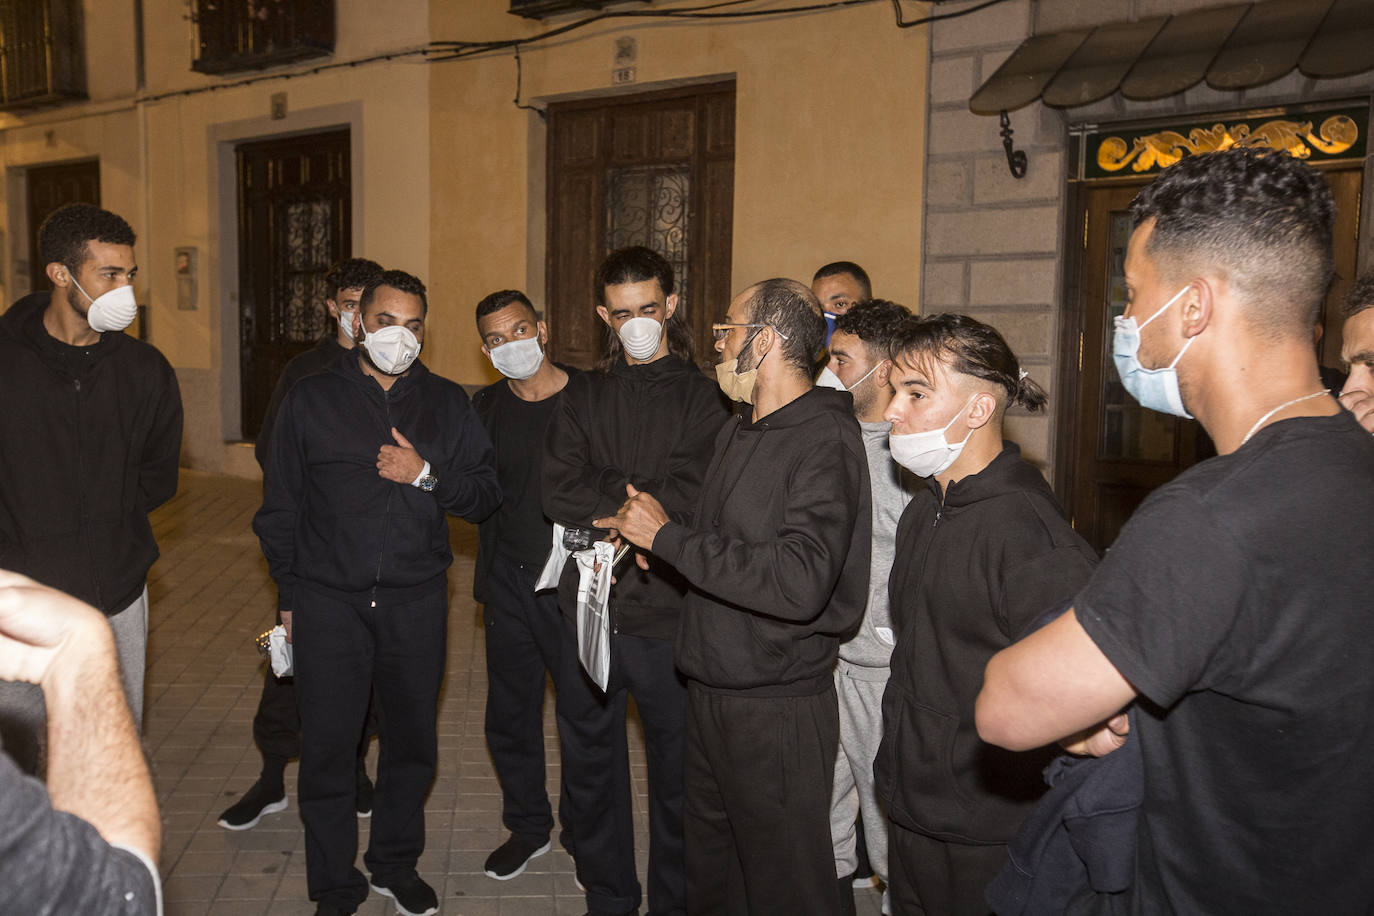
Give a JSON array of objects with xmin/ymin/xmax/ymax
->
[
  {"xmin": 192, "ymin": 0, "xmax": 334, "ymax": 75},
  {"xmin": 279, "ymin": 200, "xmax": 333, "ymax": 343},
  {"xmin": 0, "ymin": 0, "xmax": 85, "ymax": 109},
  {"xmin": 606, "ymin": 165, "xmax": 692, "ymax": 313}
]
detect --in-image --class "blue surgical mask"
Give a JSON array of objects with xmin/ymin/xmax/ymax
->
[{"xmin": 1113, "ymin": 285, "xmax": 1195, "ymax": 419}]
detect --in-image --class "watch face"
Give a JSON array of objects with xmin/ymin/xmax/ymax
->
[{"xmin": 420, "ymin": 475, "xmax": 438, "ymax": 492}]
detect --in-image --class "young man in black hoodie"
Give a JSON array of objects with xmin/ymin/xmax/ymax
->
[
  {"xmin": 872, "ymin": 314, "xmax": 1098, "ymax": 915},
  {"xmin": 0, "ymin": 203, "xmax": 182, "ymax": 773},
  {"xmin": 220, "ymin": 256, "xmax": 383, "ymax": 832},
  {"xmin": 542, "ymin": 247, "xmax": 729, "ymax": 916},
  {"xmin": 471, "ymin": 289, "xmax": 576, "ymax": 881},
  {"xmin": 599, "ymin": 278, "xmax": 872, "ymax": 915},
  {"xmin": 255, "ymin": 270, "xmax": 500, "ymax": 916}
]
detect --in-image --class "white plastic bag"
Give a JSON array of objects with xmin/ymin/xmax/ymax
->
[{"xmin": 574, "ymin": 540, "xmax": 615, "ymax": 691}]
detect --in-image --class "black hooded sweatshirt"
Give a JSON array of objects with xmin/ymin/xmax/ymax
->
[
  {"xmin": 0, "ymin": 291, "xmax": 182, "ymax": 614},
  {"xmin": 253, "ymin": 352, "xmax": 500, "ymax": 608},
  {"xmin": 873, "ymin": 443, "xmax": 1099, "ymax": 845},
  {"xmin": 542, "ymin": 354, "xmax": 730, "ymax": 640},
  {"xmin": 655, "ymin": 386, "xmax": 872, "ymax": 694}
]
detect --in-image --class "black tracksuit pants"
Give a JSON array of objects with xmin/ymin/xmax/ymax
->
[
  {"xmin": 886, "ymin": 824, "xmax": 1004, "ymax": 916},
  {"xmin": 684, "ymin": 680, "xmax": 843, "ymax": 916},
  {"xmin": 483, "ymin": 553, "xmax": 570, "ymax": 844},
  {"xmin": 293, "ymin": 583, "xmax": 447, "ymax": 911},
  {"xmin": 556, "ymin": 616, "xmax": 686, "ymax": 916}
]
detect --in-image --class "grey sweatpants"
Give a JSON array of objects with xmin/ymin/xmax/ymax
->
[
  {"xmin": 831, "ymin": 659, "xmax": 890, "ymax": 883},
  {"xmin": 0, "ymin": 587, "xmax": 148, "ymax": 773}
]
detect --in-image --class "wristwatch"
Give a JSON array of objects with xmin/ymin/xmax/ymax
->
[{"xmin": 412, "ymin": 460, "xmax": 438, "ymax": 493}]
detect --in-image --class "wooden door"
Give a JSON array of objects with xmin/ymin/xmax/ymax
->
[
  {"xmin": 236, "ymin": 128, "xmax": 350, "ymax": 440},
  {"xmin": 1059, "ymin": 167, "xmax": 1362, "ymax": 552},
  {"xmin": 27, "ymin": 159, "xmax": 100, "ymax": 292},
  {"xmin": 546, "ymin": 81, "xmax": 735, "ymax": 368}
]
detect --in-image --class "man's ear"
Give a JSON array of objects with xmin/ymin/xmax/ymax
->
[
  {"xmin": 46, "ymin": 262, "xmax": 70, "ymax": 288},
  {"xmin": 596, "ymin": 305, "xmax": 612, "ymax": 327},
  {"xmin": 537, "ymin": 320, "xmax": 549, "ymax": 346},
  {"xmin": 325, "ymin": 298, "xmax": 340, "ymax": 320},
  {"xmin": 1182, "ymin": 278, "xmax": 1214, "ymax": 339},
  {"xmin": 875, "ymin": 358, "xmax": 893, "ymax": 388},
  {"xmin": 665, "ymin": 294, "xmax": 678, "ymax": 320},
  {"xmin": 968, "ymin": 390, "xmax": 998, "ymax": 429}
]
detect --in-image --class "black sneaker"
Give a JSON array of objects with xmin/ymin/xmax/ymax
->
[
  {"xmin": 369, "ymin": 872, "xmax": 438, "ymax": 916},
  {"xmin": 484, "ymin": 834, "xmax": 551, "ymax": 880},
  {"xmin": 314, "ymin": 905, "xmax": 355, "ymax": 916},
  {"xmin": 356, "ymin": 770, "xmax": 374, "ymax": 818},
  {"xmin": 217, "ymin": 780, "xmax": 288, "ymax": 830}
]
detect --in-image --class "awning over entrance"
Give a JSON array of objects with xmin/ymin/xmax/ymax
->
[{"xmin": 969, "ymin": 0, "xmax": 1374, "ymax": 116}]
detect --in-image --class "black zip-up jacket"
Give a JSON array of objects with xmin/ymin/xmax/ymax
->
[
  {"xmin": 873, "ymin": 443, "xmax": 1098, "ymax": 844},
  {"xmin": 0, "ymin": 292, "xmax": 182, "ymax": 614},
  {"xmin": 655, "ymin": 386, "xmax": 871, "ymax": 693},
  {"xmin": 542, "ymin": 354, "xmax": 729, "ymax": 640},
  {"xmin": 255, "ymin": 335, "xmax": 347, "ymax": 470},
  {"xmin": 253, "ymin": 353, "xmax": 500, "ymax": 608}
]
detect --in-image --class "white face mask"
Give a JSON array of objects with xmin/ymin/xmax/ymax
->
[
  {"xmin": 888, "ymin": 395, "xmax": 976, "ymax": 478},
  {"xmin": 73, "ymin": 278, "xmax": 137, "ymax": 333},
  {"xmin": 361, "ymin": 324, "xmax": 422, "ymax": 375},
  {"xmin": 488, "ymin": 336, "xmax": 545, "ymax": 380},
  {"xmin": 815, "ymin": 366, "xmax": 847, "ymax": 390},
  {"xmin": 618, "ymin": 316, "xmax": 664, "ymax": 361},
  {"xmin": 337, "ymin": 307, "xmax": 359, "ymax": 344}
]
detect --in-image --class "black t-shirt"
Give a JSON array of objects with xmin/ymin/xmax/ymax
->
[
  {"xmin": 477, "ymin": 377, "xmax": 567, "ymax": 565},
  {"xmin": 1075, "ymin": 411, "xmax": 1374, "ymax": 913}
]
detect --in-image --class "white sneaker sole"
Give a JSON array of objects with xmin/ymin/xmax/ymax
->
[
  {"xmin": 483, "ymin": 840, "xmax": 551, "ymax": 880},
  {"xmin": 216, "ymin": 796, "xmax": 288, "ymax": 831},
  {"xmin": 368, "ymin": 881, "xmax": 438, "ymax": 916}
]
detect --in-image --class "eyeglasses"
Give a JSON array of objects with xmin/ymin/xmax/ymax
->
[{"xmin": 711, "ymin": 323, "xmax": 790, "ymax": 341}]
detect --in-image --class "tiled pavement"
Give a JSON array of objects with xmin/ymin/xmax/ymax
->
[{"xmin": 144, "ymin": 470, "xmax": 884, "ymax": 915}]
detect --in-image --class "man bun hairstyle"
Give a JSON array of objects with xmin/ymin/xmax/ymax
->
[
  {"xmin": 325, "ymin": 258, "xmax": 383, "ymax": 301},
  {"xmin": 360, "ymin": 269, "xmax": 428, "ymax": 316},
  {"xmin": 476, "ymin": 289, "xmax": 538, "ymax": 325},
  {"xmin": 38, "ymin": 203, "xmax": 136, "ymax": 277},
  {"xmin": 1344, "ymin": 271, "xmax": 1374, "ymax": 320},
  {"xmin": 889, "ymin": 313, "xmax": 1046, "ymax": 413},
  {"xmin": 592, "ymin": 245, "xmax": 695, "ymax": 370},
  {"xmin": 1130, "ymin": 148, "xmax": 1334, "ymax": 339},
  {"xmin": 833, "ymin": 298, "xmax": 911, "ymax": 353},
  {"xmin": 812, "ymin": 260, "xmax": 872, "ymax": 301},
  {"xmin": 743, "ymin": 278, "xmax": 827, "ymax": 376}
]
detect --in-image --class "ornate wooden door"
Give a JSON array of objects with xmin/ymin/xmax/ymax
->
[
  {"xmin": 236, "ymin": 128, "xmax": 350, "ymax": 440},
  {"xmin": 546, "ymin": 81, "xmax": 735, "ymax": 368}
]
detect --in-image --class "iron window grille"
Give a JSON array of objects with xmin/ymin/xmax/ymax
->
[{"xmin": 192, "ymin": 0, "xmax": 334, "ymax": 75}]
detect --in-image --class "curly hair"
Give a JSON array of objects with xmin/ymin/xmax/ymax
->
[
  {"xmin": 833, "ymin": 298, "xmax": 911, "ymax": 356},
  {"xmin": 361, "ymin": 269, "xmax": 428, "ymax": 316},
  {"xmin": 889, "ymin": 313, "xmax": 1046, "ymax": 413},
  {"xmin": 1344, "ymin": 271, "xmax": 1374, "ymax": 320},
  {"xmin": 1130, "ymin": 149, "xmax": 1334, "ymax": 338},
  {"xmin": 38, "ymin": 204, "xmax": 136, "ymax": 275},
  {"xmin": 325, "ymin": 258, "xmax": 383, "ymax": 301}
]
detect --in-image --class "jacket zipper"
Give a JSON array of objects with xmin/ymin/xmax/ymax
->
[
  {"xmin": 73, "ymin": 376, "xmax": 103, "ymax": 609},
  {"xmin": 370, "ymin": 392, "xmax": 395, "ymax": 608}
]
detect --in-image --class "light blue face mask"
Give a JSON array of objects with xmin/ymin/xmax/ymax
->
[{"xmin": 1112, "ymin": 285, "xmax": 1196, "ymax": 419}]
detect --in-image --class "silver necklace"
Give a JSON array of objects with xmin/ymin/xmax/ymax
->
[{"xmin": 1240, "ymin": 390, "xmax": 1329, "ymax": 446}]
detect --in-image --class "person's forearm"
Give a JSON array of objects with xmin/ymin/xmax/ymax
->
[{"xmin": 41, "ymin": 625, "xmax": 160, "ymax": 862}]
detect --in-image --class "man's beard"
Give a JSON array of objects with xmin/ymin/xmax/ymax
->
[{"xmin": 65, "ymin": 283, "xmax": 91, "ymax": 321}]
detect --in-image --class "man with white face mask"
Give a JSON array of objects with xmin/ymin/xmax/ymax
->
[
  {"xmin": 0, "ymin": 203, "xmax": 182, "ymax": 774},
  {"xmin": 542, "ymin": 246, "xmax": 729, "ymax": 916},
  {"xmin": 220, "ymin": 256, "xmax": 383, "ymax": 834},
  {"xmin": 470, "ymin": 289, "xmax": 577, "ymax": 882},
  {"xmin": 874, "ymin": 313, "xmax": 1097, "ymax": 915},
  {"xmin": 823, "ymin": 299, "xmax": 915, "ymax": 914},
  {"xmin": 255, "ymin": 270, "xmax": 500, "ymax": 916},
  {"xmin": 979, "ymin": 150, "xmax": 1374, "ymax": 913}
]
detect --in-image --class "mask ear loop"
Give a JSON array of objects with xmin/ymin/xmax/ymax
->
[{"xmin": 1137, "ymin": 284, "xmax": 1190, "ymax": 331}]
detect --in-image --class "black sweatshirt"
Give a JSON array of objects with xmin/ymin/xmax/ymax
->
[
  {"xmin": 253, "ymin": 352, "xmax": 500, "ymax": 608},
  {"xmin": 655, "ymin": 386, "xmax": 872, "ymax": 693},
  {"xmin": 0, "ymin": 292, "xmax": 182, "ymax": 614},
  {"xmin": 873, "ymin": 443, "xmax": 1099, "ymax": 844},
  {"xmin": 542, "ymin": 354, "xmax": 730, "ymax": 640},
  {"xmin": 255, "ymin": 335, "xmax": 347, "ymax": 470}
]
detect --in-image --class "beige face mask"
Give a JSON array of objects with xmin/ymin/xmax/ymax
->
[{"xmin": 714, "ymin": 357, "xmax": 758, "ymax": 403}]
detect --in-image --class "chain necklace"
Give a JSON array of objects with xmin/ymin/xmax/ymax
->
[{"xmin": 1240, "ymin": 390, "xmax": 1330, "ymax": 446}]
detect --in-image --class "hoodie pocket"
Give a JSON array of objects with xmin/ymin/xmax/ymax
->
[{"xmin": 883, "ymin": 689, "xmax": 975, "ymax": 828}]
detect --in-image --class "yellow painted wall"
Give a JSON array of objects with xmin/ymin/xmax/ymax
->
[{"xmin": 427, "ymin": 1, "xmax": 929, "ymax": 386}]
